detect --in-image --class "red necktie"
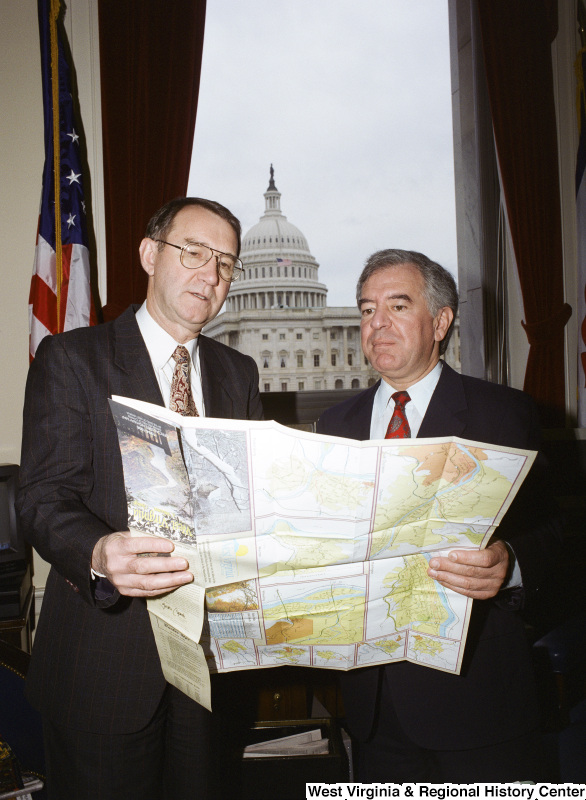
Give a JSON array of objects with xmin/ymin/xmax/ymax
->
[
  {"xmin": 170, "ymin": 346, "xmax": 199, "ymax": 417},
  {"xmin": 385, "ymin": 391, "xmax": 411, "ymax": 438}
]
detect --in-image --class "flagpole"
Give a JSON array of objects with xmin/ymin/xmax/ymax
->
[{"xmin": 49, "ymin": 0, "xmax": 62, "ymax": 332}]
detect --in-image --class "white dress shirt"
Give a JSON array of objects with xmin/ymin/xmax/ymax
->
[
  {"xmin": 370, "ymin": 361, "xmax": 443, "ymax": 439},
  {"xmin": 135, "ymin": 301, "xmax": 205, "ymax": 416}
]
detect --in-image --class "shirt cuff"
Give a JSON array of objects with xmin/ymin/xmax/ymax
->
[
  {"xmin": 91, "ymin": 567, "xmax": 107, "ymax": 580},
  {"xmin": 502, "ymin": 541, "xmax": 522, "ymax": 589}
]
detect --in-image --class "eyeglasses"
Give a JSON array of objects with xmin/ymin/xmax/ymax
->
[{"xmin": 155, "ymin": 240, "xmax": 243, "ymax": 283}]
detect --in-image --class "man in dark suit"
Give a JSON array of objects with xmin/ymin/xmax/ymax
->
[
  {"xmin": 317, "ymin": 249, "xmax": 562, "ymax": 783},
  {"xmin": 17, "ymin": 198, "xmax": 263, "ymax": 799}
]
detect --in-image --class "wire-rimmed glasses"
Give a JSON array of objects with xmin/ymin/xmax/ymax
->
[{"xmin": 155, "ymin": 240, "xmax": 243, "ymax": 283}]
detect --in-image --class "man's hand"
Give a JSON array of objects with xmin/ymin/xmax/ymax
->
[
  {"xmin": 427, "ymin": 540, "xmax": 509, "ymax": 600},
  {"xmin": 91, "ymin": 531, "xmax": 193, "ymax": 597}
]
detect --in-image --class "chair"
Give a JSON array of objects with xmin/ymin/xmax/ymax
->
[{"xmin": 0, "ymin": 638, "xmax": 46, "ymax": 796}]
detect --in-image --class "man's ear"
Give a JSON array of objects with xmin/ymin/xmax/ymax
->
[
  {"xmin": 139, "ymin": 238, "xmax": 157, "ymax": 277},
  {"xmin": 434, "ymin": 306, "xmax": 454, "ymax": 343}
]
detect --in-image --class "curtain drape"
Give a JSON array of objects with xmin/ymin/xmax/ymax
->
[
  {"xmin": 476, "ymin": 0, "xmax": 571, "ymax": 427},
  {"xmin": 98, "ymin": 0, "xmax": 207, "ymax": 321}
]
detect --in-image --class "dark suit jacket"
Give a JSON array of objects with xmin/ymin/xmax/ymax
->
[
  {"xmin": 17, "ymin": 305, "xmax": 263, "ymax": 735},
  {"xmin": 317, "ymin": 363, "xmax": 562, "ymax": 750}
]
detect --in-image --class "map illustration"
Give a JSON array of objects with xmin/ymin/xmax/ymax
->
[{"xmin": 110, "ymin": 398, "xmax": 536, "ymax": 686}]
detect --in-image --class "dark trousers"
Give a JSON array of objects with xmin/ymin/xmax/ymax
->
[
  {"xmin": 42, "ymin": 685, "xmax": 211, "ymax": 800},
  {"xmin": 356, "ymin": 669, "xmax": 548, "ymax": 783}
]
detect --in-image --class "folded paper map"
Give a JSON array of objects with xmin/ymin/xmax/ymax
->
[{"xmin": 109, "ymin": 396, "xmax": 536, "ymax": 711}]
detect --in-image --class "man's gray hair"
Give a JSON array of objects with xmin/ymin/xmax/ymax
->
[{"xmin": 356, "ymin": 249, "xmax": 459, "ymax": 356}]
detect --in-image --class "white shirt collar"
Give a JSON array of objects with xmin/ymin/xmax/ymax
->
[
  {"xmin": 135, "ymin": 302, "xmax": 198, "ymax": 370},
  {"xmin": 371, "ymin": 361, "xmax": 443, "ymax": 439}
]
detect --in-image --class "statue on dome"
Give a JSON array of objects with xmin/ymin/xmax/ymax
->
[{"xmin": 268, "ymin": 163, "xmax": 276, "ymax": 190}]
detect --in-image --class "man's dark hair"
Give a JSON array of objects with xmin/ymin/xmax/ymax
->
[
  {"xmin": 145, "ymin": 197, "xmax": 242, "ymax": 255},
  {"xmin": 356, "ymin": 249, "xmax": 459, "ymax": 356}
]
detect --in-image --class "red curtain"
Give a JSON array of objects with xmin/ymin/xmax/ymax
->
[
  {"xmin": 98, "ymin": 0, "xmax": 207, "ymax": 320},
  {"xmin": 477, "ymin": 0, "xmax": 572, "ymax": 428}
]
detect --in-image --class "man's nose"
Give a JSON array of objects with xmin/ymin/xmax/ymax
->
[
  {"xmin": 370, "ymin": 307, "xmax": 390, "ymax": 329},
  {"xmin": 196, "ymin": 255, "xmax": 221, "ymax": 285}
]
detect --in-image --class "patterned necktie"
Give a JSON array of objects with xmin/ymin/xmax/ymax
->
[
  {"xmin": 385, "ymin": 391, "xmax": 411, "ymax": 438},
  {"xmin": 169, "ymin": 345, "xmax": 199, "ymax": 417}
]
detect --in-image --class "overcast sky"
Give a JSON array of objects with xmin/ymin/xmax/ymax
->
[{"xmin": 188, "ymin": 0, "xmax": 457, "ymax": 307}]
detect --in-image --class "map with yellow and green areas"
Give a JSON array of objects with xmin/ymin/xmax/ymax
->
[
  {"xmin": 257, "ymin": 520, "xmax": 353, "ymax": 578},
  {"xmin": 262, "ymin": 581, "xmax": 366, "ymax": 646},
  {"xmin": 158, "ymin": 420, "xmax": 533, "ymax": 677},
  {"xmin": 382, "ymin": 554, "xmax": 451, "ymax": 636},
  {"xmin": 371, "ymin": 442, "xmax": 515, "ymax": 559}
]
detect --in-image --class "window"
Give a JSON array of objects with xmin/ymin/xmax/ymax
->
[
  {"xmin": 281, "ymin": 382, "xmax": 287, "ymax": 391},
  {"xmin": 365, "ymin": 356, "xmax": 369, "ymax": 365},
  {"xmin": 296, "ymin": 333, "xmax": 302, "ymax": 340},
  {"xmin": 335, "ymin": 379, "xmax": 344, "ymax": 389},
  {"xmin": 263, "ymin": 359, "xmax": 269, "ymax": 368},
  {"xmin": 280, "ymin": 358, "xmax": 286, "ymax": 368},
  {"xmin": 262, "ymin": 333, "xmax": 268, "ymax": 340},
  {"xmin": 348, "ymin": 353, "xmax": 353, "ymax": 366},
  {"xmin": 277, "ymin": 267, "xmax": 280, "ymax": 277},
  {"xmin": 313, "ymin": 332, "xmax": 320, "ymax": 339},
  {"xmin": 284, "ymin": 267, "xmax": 288, "ymax": 276},
  {"xmin": 352, "ymin": 378, "xmax": 360, "ymax": 389},
  {"xmin": 330, "ymin": 331, "xmax": 337, "ymax": 340},
  {"xmin": 314, "ymin": 355, "xmax": 320, "ymax": 367},
  {"xmin": 331, "ymin": 354, "xmax": 337, "ymax": 367},
  {"xmin": 264, "ymin": 383, "xmax": 271, "ymax": 392},
  {"xmin": 262, "ymin": 267, "xmax": 265, "ymax": 277},
  {"xmin": 279, "ymin": 333, "xmax": 286, "ymax": 340},
  {"xmin": 297, "ymin": 355, "xmax": 303, "ymax": 367},
  {"xmin": 314, "ymin": 379, "xmax": 321, "ymax": 390},
  {"xmin": 298, "ymin": 381, "xmax": 304, "ymax": 390}
]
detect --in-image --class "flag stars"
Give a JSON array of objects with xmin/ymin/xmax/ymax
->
[
  {"xmin": 66, "ymin": 169, "xmax": 81, "ymax": 184},
  {"xmin": 67, "ymin": 129, "xmax": 80, "ymax": 145},
  {"xmin": 67, "ymin": 213, "xmax": 77, "ymax": 229}
]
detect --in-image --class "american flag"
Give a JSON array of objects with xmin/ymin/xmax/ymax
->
[
  {"xmin": 577, "ymin": 46, "xmax": 586, "ymax": 426},
  {"xmin": 29, "ymin": 0, "xmax": 96, "ymax": 360},
  {"xmin": 276, "ymin": 257, "xmax": 292, "ymax": 267}
]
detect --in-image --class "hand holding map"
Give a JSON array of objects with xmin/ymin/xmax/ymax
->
[{"xmin": 427, "ymin": 540, "xmax": 511, "ymax": 599}]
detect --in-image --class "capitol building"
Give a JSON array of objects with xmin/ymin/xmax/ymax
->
[{"xmin": 205, "ymin": 168, "xmax": 460, "ymax": 392}]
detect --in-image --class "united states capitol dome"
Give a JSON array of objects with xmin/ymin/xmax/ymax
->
[
  {"xmin": 224, "ymin": 166, "xmax": 327, "ymax": 312},
  {"xmin": 241, "ymin": 168, "xmax": 311, "ymax": 255}
]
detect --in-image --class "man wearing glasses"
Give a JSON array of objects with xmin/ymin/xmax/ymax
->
[{"xmin": 18, "ymin": 198, "xmax": 262, "ymax": 799}]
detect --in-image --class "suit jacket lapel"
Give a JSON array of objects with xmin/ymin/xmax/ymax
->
[
  {"xmin": 112, "ymin": 305, "xmax": 164, "ymax": 406},
  {"xmin": 110, "ymin": 311, "xmax": 236, "ymax": 415},
  {"xmin": 199, "ymin": 335, "xmax": 233, "ymax": 418},
  {"xmin": 347, "ymin": 382, "xmax": 380, "ymax": 440},
  {"xmin": 417, "ymin": 363, "xmax": 468, "ymax": 439}
]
